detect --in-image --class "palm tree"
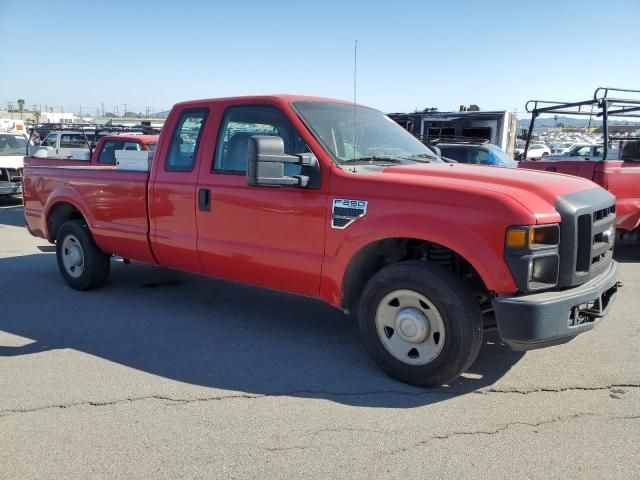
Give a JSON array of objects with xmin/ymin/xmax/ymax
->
[{"xmin": 17, "ymin": 99, "xmax": 25, "ymax": 119}]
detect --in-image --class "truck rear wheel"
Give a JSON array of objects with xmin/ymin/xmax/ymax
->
[
  {"xmin": 56, "ymin": 220, "xmax": 110, "ymax": 290},
  {"xmin": 357, "ymin": 260, "xmax": 483, "ymax": 387}
]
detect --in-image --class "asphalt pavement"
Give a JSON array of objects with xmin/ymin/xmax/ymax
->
[{"xmin": 1, "ymin": 196, "xmax": 639, "ymax": 479}]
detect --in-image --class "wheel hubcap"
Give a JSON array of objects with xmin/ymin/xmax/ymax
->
[
  {"xmin": 61, "ymin": 235, "xmax": 84, "ymax": 278},
  {"xmin": 396, "ymin": 308, "xmax": 429, "ymax": 343},
  {"xmin": 375, "ymin": 290, "xmax": 446, "ymax": 366}
]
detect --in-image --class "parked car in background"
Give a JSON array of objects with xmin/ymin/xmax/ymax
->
[
  {"xmin": 541, "ymin": 144, "xmax": 610, "ymax": 162},
  {"xmin": 436, "ymin": 142, "xmax": 517, "ymax": 167},
  {"xmin": 0, "ymin": 132, "xmax": 28, "ymax": 197},
  {"xmin": 550, "ymin": 143, "xmax": 574, "ymax": 155},
  {"xmin": 525, "ymin": 143, "xmax": 551, "ymax": 159}
]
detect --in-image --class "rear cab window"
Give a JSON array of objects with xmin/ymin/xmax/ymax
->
[
  {"xmin": 166, "ymin": 109, "xmax": 208, "ymax": 172},
  {"xmin": 97, "ymin": 140, "xmax": 122, "ymax": 164},
  {"xmin": 439, "ymin": 147, "xmax": 468, "ymax": 163}
]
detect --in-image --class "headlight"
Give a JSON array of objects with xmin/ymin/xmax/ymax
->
[
  {"xmin": 506, "ymin": 224, "xmax": 560, "ymax": 250},
  {"xmin": 505, "ymin": 224, "xmax": 560, "ymax": 292}
]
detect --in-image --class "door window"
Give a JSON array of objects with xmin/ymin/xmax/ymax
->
[
  {"xmin": 41, "ymin": 134, "xmax": 58, "ymax": 148},
  {"xmin": 214, "ymin": 105, "xmax": 307, "ymax": 174},
  {"xmin": 570, "ymin": 146, "xmax": 591, "ymax": 156},
  {"xmin": 60, "ymin": 134, "xmax": 88, "ymax": 148},
  {"xmin": 165, "ymin": 109, "xmax": 208, "ymax": 172}
]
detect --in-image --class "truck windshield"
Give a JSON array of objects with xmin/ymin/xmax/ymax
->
[
  {"xmin": 292, "ymin": 101, "xmax": 440, "ymax": 165},
  {"xmin": 0, "ymin": 134, "xmax": 27, "ymax": 156}
]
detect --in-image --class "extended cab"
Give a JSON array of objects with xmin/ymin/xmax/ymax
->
[{"xmin": 23, "ymin": 95, "xmax": 620, "ymax": 386}]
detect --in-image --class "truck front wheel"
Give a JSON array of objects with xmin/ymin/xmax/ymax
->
[
  {"xmin": 56, "ymin": 220, "xmax": 110, "ymax": 290},
  {"xmin": 358, "ymin": 261, "xmax": 483, "ymax": 387}
]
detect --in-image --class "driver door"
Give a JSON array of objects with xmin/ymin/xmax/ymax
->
[{"xmin": 195, "ymin": 104, "xmax": 327, "ymax": 296}]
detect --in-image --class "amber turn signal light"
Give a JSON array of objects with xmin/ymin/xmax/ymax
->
[{"xmin": 506, "ymin": 229, "xmax": 527, "ymax": 249}]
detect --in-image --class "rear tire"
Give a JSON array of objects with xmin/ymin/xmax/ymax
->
[
  {"xmin": 56, "ymin": 219, "xmax": 110, "ymax": 290},
  {"xmin": 357, "ymin": 260, "xmax": 483, "ymax": 387}
]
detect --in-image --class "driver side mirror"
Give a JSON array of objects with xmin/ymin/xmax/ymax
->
[{"xmin": 246, "ymin": 136, "xmax": 320, "ymax": 188}]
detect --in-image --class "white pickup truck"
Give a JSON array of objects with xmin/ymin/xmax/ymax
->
[
  {"xmin": 540, "ymin": 144, "xmax": 620, "ymax": 162},
  {"xmin": 35, "ymin": 130, "xmax": 93, "ymax": 160},
  {"xmin": 0, "ymin": 132, "xmax": 28, "ymax": 197}
]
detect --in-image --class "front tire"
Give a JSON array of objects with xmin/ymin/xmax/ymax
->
[
  {"xmin": 358, "ymin": 261, "xmax": 483, "ymax": 387},
  {"xmin": 56, "ymin": 220, "xmax": 110, "ymax": 290}
]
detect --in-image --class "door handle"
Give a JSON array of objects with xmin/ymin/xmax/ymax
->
[{"xmin": 198, "ymin": 188, "xmax": 211, "ymax": 212}]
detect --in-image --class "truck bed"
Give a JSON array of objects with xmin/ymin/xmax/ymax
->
[{"xmin": 23, "ymin": 165, "xmax": 156, "ymax": 264}]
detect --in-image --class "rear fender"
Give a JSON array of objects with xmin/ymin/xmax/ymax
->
[{"xmin": 43, "ymin": 187, "xmax": 96, "ymax": 242}]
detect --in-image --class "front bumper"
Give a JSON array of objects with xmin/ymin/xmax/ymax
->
[{"xmin": 493, "ymin": 261, "xmax": 619, "ymax": 351}]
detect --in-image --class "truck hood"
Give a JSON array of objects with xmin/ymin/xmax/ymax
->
[
  {"xmin": 0, "ymin": 154, "xmax": 24, "ymax": 170},
  {"xmin": 381, "ymin": 162, "xmax": 600, "ymax": 222}
]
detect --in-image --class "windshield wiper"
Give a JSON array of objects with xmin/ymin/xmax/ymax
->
[
  {"xmin": 340, "ymin": 156, "xmax": 404, "ymax": 165},
  {"xmin": 401, "ymin": 154, "xmax": 436, "ymax": 163}
]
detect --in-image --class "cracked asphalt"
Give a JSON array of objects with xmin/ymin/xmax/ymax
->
[{"xmin": 1, "ymin": 198, "xmax": 639, "ymax": 479}]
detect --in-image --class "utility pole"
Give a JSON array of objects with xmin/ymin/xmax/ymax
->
[
  {"xmin": 101, "ymin": 101, "xmax": 105, "ymax": 117},
  {"xmin": 124, "ymin": 104, "xmax": 127, "ymax": 118}
]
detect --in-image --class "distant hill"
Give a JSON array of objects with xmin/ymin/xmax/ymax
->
[
  {"xmin": 518, "ymin": 115, "xmax": 639, "ymax": 129},
  {"xmin": 151, "ymin": 110, "xmax": 170, "ymax": 119}
]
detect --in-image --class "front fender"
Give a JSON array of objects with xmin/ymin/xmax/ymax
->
[{"xmin": 319, "ymin": 209, "xmax": 524, "ymax": 308}]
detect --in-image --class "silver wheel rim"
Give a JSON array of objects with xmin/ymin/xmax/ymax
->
[
  {"xmin": 61, "ymin": 234, "xmax": 84, "ymax": 278},
  {"xmin": 375, "ymin": 289, "xmax": 446, "ymax": 366}
]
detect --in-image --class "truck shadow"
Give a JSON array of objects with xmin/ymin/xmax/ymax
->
[
  {"xmin": 0, "ymin": 253, "xmax": 525, "ymax": 408},
  {"xmin": 614, "ymin": 239, "xmax": 640, "ymax": 264},
  {"xmin": 0, "ymin": 197, "xmax": 24, "ymax": 227}
]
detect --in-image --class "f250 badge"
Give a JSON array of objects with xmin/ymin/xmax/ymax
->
[{"xmin": 332, "ymin": 199, "xmax": 368, "ymax": 229}]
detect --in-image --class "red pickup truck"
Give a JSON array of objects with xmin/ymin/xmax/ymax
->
[
  {"xmin": 25, "ymin": 134, "xmax": 158, "ymax": 168},
  {"xmin": 519, "ymin": 88, "xmax": 640, "ymax": 236},
  {"xmin": 23, "ymin": 95, "xmax": 620, "ymax": 387}
]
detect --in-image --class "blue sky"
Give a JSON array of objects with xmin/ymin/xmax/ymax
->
[{"xmin": 1, "ymin": 0, "xmax": 638, "ymax": 116}]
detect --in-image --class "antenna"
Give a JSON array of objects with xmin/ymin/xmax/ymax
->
[
  {"xmin": 353, "ymin": 39, "xmax": 358, "ymax": 105},
  {"xmin": 352, "ymin": 39, "xmax": 358, "ymax": 161}
]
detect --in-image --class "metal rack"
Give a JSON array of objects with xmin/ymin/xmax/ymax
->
[
  {"xmin": 523, "ymin": 87, "xmax": 640, "ymax": 160},
  {"xmin": 28, "ymin": 122, "xmax": 162, "ymax": 156}
]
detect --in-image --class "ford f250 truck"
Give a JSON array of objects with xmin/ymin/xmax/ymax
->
[
  {"xmin": 23, "ymin": 95, "xmax": 620, "ymax": 386},
  {"xmin": 519, "ymin": 87, "xmax": 640, "ymax": 237}
]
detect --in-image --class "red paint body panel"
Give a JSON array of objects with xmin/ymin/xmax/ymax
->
[
  {"xmin": 23, "ymin": 166, "xmax": 156, "ymax": 264},
  {"xmin": 148, "ymin": 105, "xmax": 204, "ymax": 274},
  {"xmin": 22, "ymin": 95, "xmax": 617, "ymax": 311},
  {"xmin": 519, "ymin": 159, "xmax": 640, "ymax": 231}
]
